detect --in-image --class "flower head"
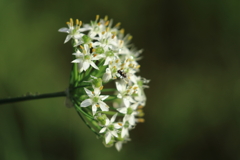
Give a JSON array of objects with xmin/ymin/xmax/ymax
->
[{"xmin": 59, "ymin": 15, "xmax": 149, "ymax": 151}]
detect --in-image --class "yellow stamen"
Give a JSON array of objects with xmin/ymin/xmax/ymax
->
[
  {"xmin": 79, "ymin": 21, "xmax": 82, "ymax": 27},
  {"xmin": 138, "ymin": 105, "xmax": 144, "ymax": 109},
  {"xmin": 118, "ymin": 123, "xmax": 123, "ymax": 126},
  {"xmin": 136, "ymin": 65, "xmax": 140, "ymax": 69},
  {"xmin": 70, "ymin": 18, "xmax": 73, "ymax": 26},
  {"xmin": 100, "ymin": 86, "xmax": 104, "ymax": 90},
  {"xmin": 105, "ymin": 21, "xmax": 109, "ymax": 26},
  {"xmin": 120, "ymin": 29, "xmax": 125, "ymax": 34},
  {"xmin": 112, "ymin": 34, "xmax": 116, "ymax": 39},
  {"xmin": 137, "ymin": 118, "xmax": 145, "ymax": 123},
  {"xmin": 133, "ymin": 86, "xmax": 138, "ymax": 90},
  {"xmin": 96, "ymin": 104, "xmax": 100, "ymax": 108},
  {"xmin": 115, "ymin": 22, "xmax": 121, "ymax": 27},
  {"xmin": 96, "ymin": 15, "xmax": 100, "ymax": 21},
  {"xmin": 137, "ymin": 110, "xmax": 145, "ymax": 117},
  {"xmin": 102, "ymin": 31, "xmax": 105, "ymax": 35},
  {"xmin": 76, "ymin": 19, "xmax": 79, "ymax": 25},
  {"xmin": 80, "ymin": 45, "xmax": 84, "ymax": 50},
  {"xmin": 128, "ymin": 35, "xmax": 132, "ymax": 41},
  {"xmin": 104, "ymin": 15, "xmax": 108, "ymax": 21},
  {"xmin": 106, "ymin": 27, "xmax": 110, "ymax": 32},
  {"xmin": 89, "ymin": 43, "xmax": 92, "ymax": 48}
]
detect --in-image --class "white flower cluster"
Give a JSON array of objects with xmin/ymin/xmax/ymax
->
[{"xmin": 59, "ymin": 15, "xmax": 149, "ymax": 151}]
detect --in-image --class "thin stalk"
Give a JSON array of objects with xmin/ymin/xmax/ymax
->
[{"xmin": 0, "ymin": 91, "xmax": 66, "ymax": 105}]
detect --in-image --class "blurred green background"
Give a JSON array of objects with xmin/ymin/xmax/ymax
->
[{"xmin": 1, "ymin": 0, "xmax": 240, "ymax": 159}]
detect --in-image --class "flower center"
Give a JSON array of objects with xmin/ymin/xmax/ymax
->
[
  {"xmin": 127, "ymin": 107, "xmax": 133, "ymax": 115},
  {"xmin": 82, "ymin": 35, "xmax": 91, "ymax": 44},
  {"xmin": 108, "ymin": 124, "xmax": 114, "ymax": 131},
  {"xmin": 84, "ymin": 55, "xmax": 90, "ymax": 60},
  {"xmin": 93, "ymin": 96, "xmax": 99, "ymax": 103}
]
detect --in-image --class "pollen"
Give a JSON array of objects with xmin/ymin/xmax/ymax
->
[{"xmin": 118, "ymin": 123, "xmax": 123, "ymax": 126}]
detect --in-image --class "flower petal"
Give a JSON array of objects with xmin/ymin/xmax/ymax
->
[
  {"xmin": 111, "ymin": 113, "xmax": 118, "ymax": 122},
  {"xmin": 90, "ymin": 61, "xmax": 99, "ymax": 70},
  {"xmin": 83, "ymin": 61, "xmax": 90, "ymax": 71},
  {"xmin": 64, "ymin": 35, "xmax": 72, "ymax": 43},
  {"xmin": 92, "ymin": 104, "xmax": 97, "ymax": 115},
  {"xmin": 99, "ymin": 127, "xmax": 106, "ymax": 133},
  {"xmin": 84, "ymin": 88, "xmax": 93, "ymax": 97},
  {"xmin": 100, "ymin": 95, "xmax": 109, "ymax": 100},
  {"xmin": 58, "ymin": 27, "xmax": 69, "ymax": 33},
  {"xmin": 99, "ymin": 101, "xmax": 109, "ymax": 112},
  {"xmin": 80, "ymin": 99, "xmax": 92, "ymax": 107},
  {"xmin": 115, "ymin": 141, "xmax": 122, "ymax": 151},
  {"xmin": 111, "ymin": 130, "xmax": 118, "ymax": 137},
  {"xmin": 105, "ymin": 132, "xmax": 112, "ymax": 144},
  {"xmin": 117, "ymin": 107, "xmax": 127, "ymax": 114}
]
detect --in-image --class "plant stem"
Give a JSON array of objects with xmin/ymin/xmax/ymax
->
[{"xmin": 0, "ymin": 91, "xmax": 66, "ymax": 105}]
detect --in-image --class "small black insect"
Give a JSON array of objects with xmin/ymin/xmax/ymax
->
[
  {"xmin": 117, "ymin": 70, "xmax": 127, "ymax": 78},
  {"xmin": 90, "ymin": 47, "xmax": 94, "ymax": 53}
]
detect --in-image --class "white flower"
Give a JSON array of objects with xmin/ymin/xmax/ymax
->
[
  {"xmin": 116, "ymin": 81, "xmax": 136, "ymax": 107},
  {"xmin": 120, "ymin": 116, "xmax": 134, "ymax": 138},
  {"xmin": 92, "ymin": 31, "xmax": 116, "ymax": 52},
  {"xmin": 117, "ymin": 103, "xmax": 138, "ymax": 126},
  {"xmin": 72, "ymin": 44, "xmax": 102, "ymax": 72},
  {"xmin": 99, "ymin": 113, "xmax": 121, "ymax": 144},
  {"xmin": 102, "ymin": 68, "xmax": 112, "ymax": 83},
  {"xmin": 115, "ymin": 136, "xmax": 131, "ymax": 151},
  {"xmin": 58, "ymin": 18, "xmax": 84, "ymax": 44},
  {"xmin": 80, "ymin": 88, "xmax": 109, "ymax": 115}
]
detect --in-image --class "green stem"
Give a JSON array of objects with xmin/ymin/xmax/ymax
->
[{"xmin": 0, "ymin": 91, "xmax": 66, "ymax": 105}]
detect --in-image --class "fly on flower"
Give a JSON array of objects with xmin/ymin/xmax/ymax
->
[{"xmin": 59, "ymin": 15, "xmax": 149, "ymax": 151}]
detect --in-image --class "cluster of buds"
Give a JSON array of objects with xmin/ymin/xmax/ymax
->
[{"xmin": 59, "ymin": 15, "xmax": 149, "ymax": 151}]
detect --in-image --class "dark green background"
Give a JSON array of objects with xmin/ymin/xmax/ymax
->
[{"xmin": 1, "ymin": 0, "xmax": 240, "ymax": 159}]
